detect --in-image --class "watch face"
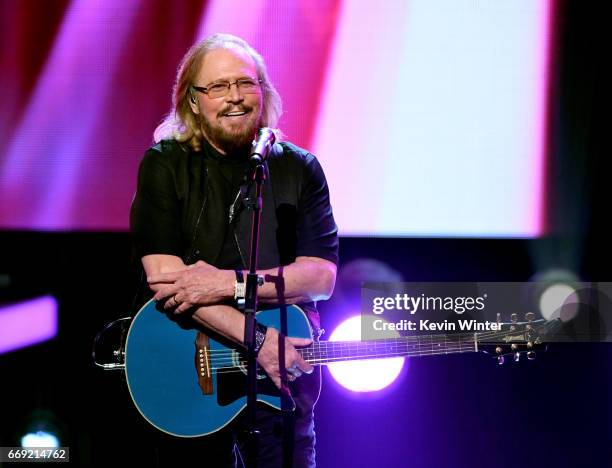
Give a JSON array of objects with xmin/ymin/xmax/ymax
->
[{"xmin": 234, "ymin": 282, "xmax": 246, "ymax": 300}]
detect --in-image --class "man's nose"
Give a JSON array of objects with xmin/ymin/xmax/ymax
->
[{"xmin": 226, "ymin": 82, "xmax": 244, "ymax": 102}]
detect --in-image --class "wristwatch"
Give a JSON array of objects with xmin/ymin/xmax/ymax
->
[{"xmin": 234, "ymin": 270, "xmax": 245, "ymax": 309}]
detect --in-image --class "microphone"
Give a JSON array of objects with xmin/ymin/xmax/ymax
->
[{"xmin": 250, "ymin": 127, "xmax": 276, "ymax": 165}]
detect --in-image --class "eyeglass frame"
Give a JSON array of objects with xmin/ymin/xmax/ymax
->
[{"xmin": 191, "ymin": 77, "xmax": 263, "ymax": 99}]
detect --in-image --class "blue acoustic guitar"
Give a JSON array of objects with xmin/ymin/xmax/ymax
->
[{"xmin": 124, "ymin": 299, "xmax": 551, "ymax": 438}]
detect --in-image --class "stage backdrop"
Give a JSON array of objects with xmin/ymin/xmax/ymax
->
[{"xmin": 0, "ymin": 0, "xmax": 553, "ymax": 237}]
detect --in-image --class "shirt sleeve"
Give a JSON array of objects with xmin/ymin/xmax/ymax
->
[
  {"xmin": 295, "ymin": 155, "xmax": 339, "ymax": 265},
  {"xmin": 130, "ymin": 147, "xmax": 183, "ymax": 259}
]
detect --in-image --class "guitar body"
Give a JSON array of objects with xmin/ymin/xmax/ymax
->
[{"xmin": 124, "ymin": 299, "xmax": 313, "ymax": 438}]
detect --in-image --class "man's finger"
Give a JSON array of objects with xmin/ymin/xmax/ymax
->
[
  {"xmin": 296, "ymin": 359, "xmax": 313, "ymax": 374},
  {"xmin": 293, "ymin": 353, "xmax": 314, "ymax": 374},
  {"xmin": 174, "ymin": 302, "xmax": 193, "ymax": 314},
  {"xmin": 147, "ymin": 270, "xmax": 184, "ymax": 283},
  {"xmin": 163, "ymin": 295, "xmax": 182, "ymax": 310},
  {"xmin": 153, "ymin": 286, "xmax": 179, "ymax": 301},
  {"xmin": 272, "ymin": 376, "xmax": 281, "ymax": 389},
  {"xmin": 287, "ymin": 337, "xmax": 312, "ymax": 348}
]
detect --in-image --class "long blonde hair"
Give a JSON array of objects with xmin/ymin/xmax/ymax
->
[{"xmin": 154, "ymin": 33, "xmax": 283, "ymax": 151}]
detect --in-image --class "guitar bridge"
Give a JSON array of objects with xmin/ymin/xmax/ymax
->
[{"xmin": 195, "ymin": 332, "xmax": 213, "ymax": 395}]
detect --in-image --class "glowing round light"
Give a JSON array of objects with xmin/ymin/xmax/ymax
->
[
  {"xmin": 539, "ymin": 283, "xmax": 579, "ymax": 322},
  {"xmin": 327, "ymin": 315, "xmax": 405, "ymax": 392},
  {"xmin": 21, "ymin": 431, "xmax": 60, "ymax": 448}
]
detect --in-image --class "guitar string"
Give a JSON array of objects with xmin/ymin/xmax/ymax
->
[
  {"xmin": 206, "ymin": 339, "xmax": 524, "ymax": 371},
  {"xmin": 202, "ymin": 338, "xmax": 536, "ymax": 368},
  {"xmin": 204, "ymin": 326, "xmax": 544, "ymax": 373},
  {"xmin": 189, "ymin": 326, "xmax": 546, "ymax": 376},
  {"xmin": 202, "ymin": 334, "xmax": 516, "ymax": 355},
  {"xmin": 207, "ymin": 320, "xmax": 544, "ymax": 353},
  {"xmin": 199, "ymin": 323, "xmax": 538, "ymax": 357},
  {"xmin": 203, "ymin": 338, "xmax": 535, "ymax": 369},
  {"xmin": 209, "ymin": 346, "xmax": 483, "ymax": 374},
  {"xmin": 208, "ymin": 344, "xmax": 474, "ymax": 368}
]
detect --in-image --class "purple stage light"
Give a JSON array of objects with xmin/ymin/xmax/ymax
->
[
  {"xmin": 327, "ymin": 315, "xmax": 405, "ymax": 392},
  {"xmin": 0, "ymin": 296, "xmax": 58, "ymax": 355}
]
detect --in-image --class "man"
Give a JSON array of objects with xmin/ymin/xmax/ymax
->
[{"xmin": 130, "ymin": 33, "xmax": 338, "ymax": 467}]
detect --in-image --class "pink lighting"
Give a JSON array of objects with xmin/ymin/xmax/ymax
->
[
  {"xmin": 0, "ymin": 296, "xmax": 58, "ymax": 354},
  {"xmin": 313, "ymin": 0, "xmax": 553, "ymax": 237},
  {"xmin": 0, "ymin": 0, "xmax": 143, "ymax": 230},
  {"xmin": 327, "ymin": 315, "xmax": 405, "ymax": 392},
  {"xmin": 0, "ymin": 0, "xmax": 553, "ymax": 237}
]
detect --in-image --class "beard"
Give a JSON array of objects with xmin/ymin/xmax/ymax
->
[{"xmin": 200, "ymin": 104, "xmax": 262, "ymax": 155}]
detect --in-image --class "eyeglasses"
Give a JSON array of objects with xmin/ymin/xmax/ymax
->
[{"xmin": 192, "ymin": 78, "xmax": 262, "ymax": 99}]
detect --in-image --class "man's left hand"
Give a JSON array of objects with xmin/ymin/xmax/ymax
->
[{"xmin": 149, "ymin": 260, "xmax": 233, "ymax": 313}]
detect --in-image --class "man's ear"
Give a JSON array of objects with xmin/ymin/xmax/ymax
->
[{"xmin": 189, "ymin": 93, "xmax": 200, "ymax": 115}]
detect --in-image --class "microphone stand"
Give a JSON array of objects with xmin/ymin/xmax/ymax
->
[{"xmin": 243, "ymin": 158, "xmax": 266, "ymax": 468}]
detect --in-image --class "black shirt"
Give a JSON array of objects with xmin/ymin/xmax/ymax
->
[
  {"xmin": 199, "ymin": 138, "xmax": 248, "ymax": 270},
  {"xmin": 130, "ymin": 139, "xmax": 338, "ymax": 270}
]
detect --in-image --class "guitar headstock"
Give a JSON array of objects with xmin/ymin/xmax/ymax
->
[{"xmin": 477, "ymin": 312, "xmax": 560, "ymax": 364}]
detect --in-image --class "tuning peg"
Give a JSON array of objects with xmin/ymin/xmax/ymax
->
[
  {"xmin": 514, "ymin": 352, "xmax": 520, "ymax": 362},
  {"xmin": 509, "ymin": 313, "xmax": 518, "ymax": 331},
  {"xmin": 527, "ymin": 351, "xmax": 536, "ymax": 360},
  {"xmin": 495, "ymin": 346, "xmax": 504, "ymax": 365}
]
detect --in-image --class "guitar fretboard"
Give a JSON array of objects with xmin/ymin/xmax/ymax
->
[{"xmin": 299, "ymin": 334, "xmax": 478, "ymax": 365}]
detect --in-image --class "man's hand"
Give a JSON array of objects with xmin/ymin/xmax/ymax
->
[
  {"xmin": 257, "ymin": 327, "xmax": 313, "ymax": 389},
  {"xmin": 149, "ymin": 260, "xmax": 234, "ymax": 313}
]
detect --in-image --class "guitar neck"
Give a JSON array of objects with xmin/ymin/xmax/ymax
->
[{"xmin": 299, "ymin": 334, "xmax": 478, "ymax": 365}]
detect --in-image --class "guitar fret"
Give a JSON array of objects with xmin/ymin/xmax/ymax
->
[{"xmin": 301, "ymin": 332, "xmax": 481, "ymax": 364}]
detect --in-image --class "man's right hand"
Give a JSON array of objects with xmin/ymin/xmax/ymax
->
[{"xmin": 256, "ymin": 327, "xmax": 313, "ymax": 389}]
